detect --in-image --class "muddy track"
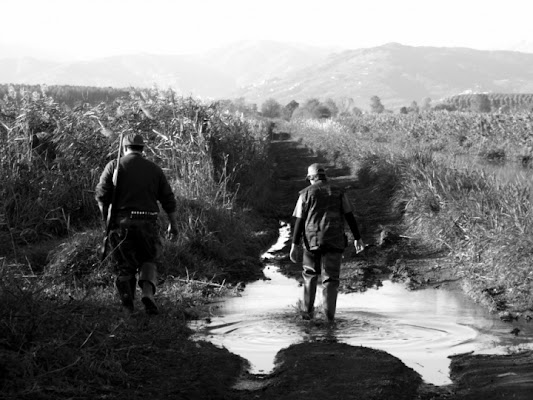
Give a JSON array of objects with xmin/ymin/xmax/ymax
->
[{"xmin": 229, "ymin": 135, "xmax": 533, "ymax": 400}]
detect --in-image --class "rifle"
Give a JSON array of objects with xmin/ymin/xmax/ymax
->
[{"xmin": 101, "ymin": 131, "xmax": 124, "ymax": 261}]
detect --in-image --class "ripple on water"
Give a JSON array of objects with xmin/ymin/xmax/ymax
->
[{"xmin": 190, "ymin": 222, "xmax": 533, "ymax": 386}]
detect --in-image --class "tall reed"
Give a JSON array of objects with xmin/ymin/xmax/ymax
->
[{"xmin": 287, "ymin": 112, "xmax": 533, "ymax": 312}]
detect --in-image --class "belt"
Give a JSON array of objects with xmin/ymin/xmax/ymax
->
[{"xmin": 126, "ymin": 211, "xmax": 159, "ymax": 220}]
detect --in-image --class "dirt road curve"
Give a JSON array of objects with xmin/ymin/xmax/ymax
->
[{"xmin": 230, "ymin": 135, "xmax": 533, "ymax": 400}]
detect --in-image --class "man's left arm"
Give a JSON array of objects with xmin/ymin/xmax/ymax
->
[
  {"xmin": 342, "ymin": 192, "xmax": 365, "ymax": 253},
  {"xmin": 157, "ymin": 171, "xmax": 179, "ymax": 238}
]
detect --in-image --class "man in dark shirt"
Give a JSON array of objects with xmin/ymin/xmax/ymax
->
[
  {"xmin": 95, "ymin": 133, "xmax": 178, "ymax": 314},
  {"xmin": 290, "ymin": 163, "xmax": 364, "ymax": 322}
]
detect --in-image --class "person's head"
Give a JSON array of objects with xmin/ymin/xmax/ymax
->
[
  {"xmin": 306, "ymin": 163, "xmax": 327, "ymax": 182},
  {"xmin": 122, "ymin": 133, "xmax": 145, "ymax": 153}
]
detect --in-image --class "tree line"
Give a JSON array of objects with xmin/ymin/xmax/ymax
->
[
  {"xmin": 3, "ymin": 84, "xmax": 531, "ymax": 123},
  {"xmin": 0, "ymin": 84, "xmax": 130, "ymax": 107}
]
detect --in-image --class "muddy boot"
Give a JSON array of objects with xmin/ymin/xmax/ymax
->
[
  {"xmin": 115, "ymin": 277, "xmax": 134, "ymax": 313},
  {"xmin": 129, "ymin": 277, "xmax": 137, "ymax": 301},
  {"xmin": 323, "ymin": 282, "xmax": 339, "ymax": 322},
  {"xmin": 140, "ymin": 281, "xmax": 158, "ymax": 315},
  {"xmin": 303, "ymin": 275, "xmax": 318, "ymax": 320}
]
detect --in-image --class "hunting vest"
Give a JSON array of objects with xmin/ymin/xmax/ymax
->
[{"xmin": 299, "ymin": 180, "xmax": 347, "ymax": 252}]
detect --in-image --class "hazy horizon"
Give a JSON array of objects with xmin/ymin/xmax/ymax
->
[{"xmin": 1, "ymin": 0, "xmax": 532, "ymax": 62}]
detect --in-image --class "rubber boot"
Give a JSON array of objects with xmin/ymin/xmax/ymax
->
[
  {"xmin": 139, "ymin": 262, "xmax": 158, "ymax": 315},
  {"xmin": 323, "ymin": 282, "xmax": 339, "ymax": 322},
  {"xmin": 115, "ymin": 277, "xmax": 134, "ymax": 313},
  {"xmin": 140, "ymin": 281, "xmax": 158, "ymax": 315},
  {"xmin": 303, "ymin": 275, "xmax": 318, "ymax": 320},
  {"xmin": 129, "ymin": 277, "xmax": 137, "ymax": 300}
]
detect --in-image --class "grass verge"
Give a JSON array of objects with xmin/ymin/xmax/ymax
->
[{"xmin": 285, "ymin": 114, "xmax": 533, "ymax": 315}]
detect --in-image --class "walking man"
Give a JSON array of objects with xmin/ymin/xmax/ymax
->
[
  {"xmin": 95, "ymin": 133, "xmax": 178, "ymax": 314},
  {"xmin": 290, "ymin": 163, "xmax": 364, "ymax": 321}
]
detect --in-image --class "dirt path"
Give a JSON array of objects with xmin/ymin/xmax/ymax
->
[{"xmin": 227, "ymin": 135, "xmax": 533, "ymax": 400}]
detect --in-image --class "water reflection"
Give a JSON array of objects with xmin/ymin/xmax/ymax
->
[{"xmin": 190, "ymin": 222, "xmax": 533, "ymax": 386}]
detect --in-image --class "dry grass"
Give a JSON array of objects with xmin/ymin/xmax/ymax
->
[
  {"xmin": 0, "ymin": 86, "xmax": 276, "ymax": 398},
  {"xmin": 287, "ymin": 111, "xmax": 533, "ymax": 313}
]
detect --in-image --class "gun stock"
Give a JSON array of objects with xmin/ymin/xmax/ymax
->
[{"xmin": 100, "ymin": 132, "xmax": 124, "ymax": 261}]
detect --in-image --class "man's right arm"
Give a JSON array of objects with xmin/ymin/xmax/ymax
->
[
  {"xmin": 167, "ymin": 210, "xmax": 179, "ymax": 237},
  {"xmin": 95, "ymin": 161, "xmax": 115, "ymax": 221},
  {"xmin": 290, "ymin": 195, "xmax": 305, "ymax": 263}
]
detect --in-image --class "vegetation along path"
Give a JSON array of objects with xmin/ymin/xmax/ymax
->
[
  {"xmin": 2, "ymin": 128, "xmax": 532, "ymax": 400},
  {"xmin": 225, "ymin": 132, "xmax": 533, "ymax": 400}
]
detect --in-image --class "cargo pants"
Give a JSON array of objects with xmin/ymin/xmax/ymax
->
[
  {"xmin": 108, "ymin": 215, "xmax": 162, "ymax": 307},
  {"xmin": 302, "ymin": 248, "xmax": 343, "ymax": 321}
]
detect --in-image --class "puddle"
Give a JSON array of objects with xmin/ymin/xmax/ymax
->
[{"xmin": 190, "ymin": 222, "xmax": 533, "ymax": 386}]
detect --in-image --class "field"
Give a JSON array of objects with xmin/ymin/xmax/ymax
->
[
  {"xmin": 284, "ymin": 111, "xmax": 533, "ymax": 313},
  {"xmin": 1, "ymin": 85, "xmax": 533, "ymax": 398},
  {"xmin": 0, "ymin": 86, "xmax": 277, "ymax": 398}
]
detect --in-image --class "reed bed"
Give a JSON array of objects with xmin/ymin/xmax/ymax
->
[
  {"xmin": 286, "ymin": 112, "xmax": 533, "ymax": 312},
  {"xmin": 0, "ymin": 87, "xmax": 274, "ymax": 398},
  {"xmin": 0, "ymin": 87, "xmax": 272, "ymax": 268}
]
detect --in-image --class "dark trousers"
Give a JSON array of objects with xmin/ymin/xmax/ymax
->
[
  {"xmin": 109, "ymin": 217, "xmax": 162, "ymax": 296},
  {"xmin": 302, "ymin": 248, "xmax": 343, "ymax": 321}
]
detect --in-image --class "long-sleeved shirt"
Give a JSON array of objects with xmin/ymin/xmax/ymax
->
[{"xmin": 95, "ymin": 152, "xmax": 177, "ymax": 215}]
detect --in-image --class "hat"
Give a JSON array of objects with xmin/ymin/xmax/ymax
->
[
  {"xmin": 123, "ymin": 133, "xmax": 145, "ymax": 147},
  {"xmin": 306, "ymin": 163, "xmax": 326, "ymax": 179}
]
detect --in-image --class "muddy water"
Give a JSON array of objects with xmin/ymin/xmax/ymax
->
[{"xmin": 190, "ymin": 222, "xmax": 533, "ymax": 386}]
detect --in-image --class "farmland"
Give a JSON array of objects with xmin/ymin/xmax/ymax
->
[
  {"xmin": 285, "ymin": 111, "xmax": 533, "ymax": 312},
  {"xmin": 1, "ymin": 85, "xmax": 533, "ymax": 398},
  {"xmin": 0, "ymin": 86, "xmax": 277, "ymax": 399}
]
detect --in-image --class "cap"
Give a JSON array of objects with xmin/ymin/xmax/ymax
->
[
  {"xmin": 123, "ymin": 133, "xmax": 145, "ymax": 147},
  {"xmin": 306, "ymin": 163, "xmax": 326, "ymax": 179}
]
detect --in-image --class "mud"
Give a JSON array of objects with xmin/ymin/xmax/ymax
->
[{"xmin": 225, "ymin": 136, "xmax": 533, "ymax": 400}]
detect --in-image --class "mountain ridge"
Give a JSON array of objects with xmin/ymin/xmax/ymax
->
[
  {"xmin": 1, "ymin": 41, "xmax": 533, "ymax": 110},
  {"xmin": 234, "ymin": 42, "xmax": 533, "ymax": 109}
]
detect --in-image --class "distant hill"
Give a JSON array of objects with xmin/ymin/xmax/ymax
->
[
  {"xmin": 0, "ymin": 54, "xmax": 237, "ymax": 98},
  {"xmin": 0, "ymin": 41, "xmax": 336, "ymax": 99},
  {"xmin": 2, "ymin": 42, "xmax": 533, "ymax": 110},
  {"xmin": 234, "ymin": 43, "xmax": 533, "ymax": 110},
  {"xmin": 195, "ymin": 40, "xmax": 338, "ymax": 87}
]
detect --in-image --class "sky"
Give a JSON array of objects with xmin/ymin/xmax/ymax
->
[{"xmin": 1, "ymin": 0, "xmax": 532, "ymax": 61}]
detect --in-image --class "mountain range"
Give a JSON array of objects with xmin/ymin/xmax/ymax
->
[{"xmin": 1, "ymin": 41, "xmax": 533, "ymax": 110}]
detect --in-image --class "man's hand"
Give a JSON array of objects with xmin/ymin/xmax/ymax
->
[
  {"xmin": 99, "ymin": 204, "xmax": 109, "ymax": 223},
  {"xmin": 167, "ymin": 223, "xmax": 178, "ymax": 240},
  {"xmin": 289, "ymin": 243, "xmax": 301, "ymax": 263},
  {"xmin": 354, "ymin": 239, "xmax": 365, "ymax": 254},
  {"xmin": 166, "ymin": 211, "xmax": 178, "ymax": 240}
]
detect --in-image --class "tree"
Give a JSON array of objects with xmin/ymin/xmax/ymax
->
[
  {"xmin": 421, "ymin": 97, "xmax": 432, "ymax": 111},
  {"xmin": 260, "ymin": 98, "xmax": 282, "ymax": 118},
  {"xmin": 399, "ymin": 106, "xmax": 408, "ymax": 114},
  {"xmin": 370, "ymin": 96, "xmax": 384, "ymax": 113},
  {"xmin": 282, "ymin": 100, "xmax": 299, "ymax": 120},
  {"xmin": 303, "ymin": 98, "xmax": 320, "ymax": 115},
  {"xmin": 315, "ymin": 105, "xmax": 332, "ymax": 119},
  {"xmin": 337, "ymin": 97, "xmax": 355, "ymax": 117},
  {"xmin": 351, "ymin": 107, "xmax": 363, "ymax": 116},
  {"xmin": 323, "ymin": 98, "xmax": 339, "ymax": 118},
  {"xmin": 409, "ymin": 101, "xmax": 419, "ymax": 113},
  {"xmin": 292, "ymin": 98, "xmax": 324, "ymax": 119}
]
